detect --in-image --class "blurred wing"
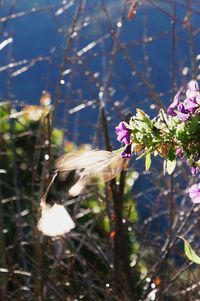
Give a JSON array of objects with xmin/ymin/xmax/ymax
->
[
  {"xmin": 93, "ymin": 152, "xmax": 129, "ymax": 182},
  {"xmin": 68, "ymin": 176, "xmax": 88, "ymax": 197},
  {"xmin": 55, "ymin": 150, "xmax": 114, "ymax": 172},
  {"xmin": 55, "ymin": 150, "xmax": 130, "ymax": 196}
]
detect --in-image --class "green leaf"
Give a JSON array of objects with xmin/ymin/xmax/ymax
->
[
  {"xmin": 179, "ymin": 237, "xmax": 200, "ymax": 264},
  {"xmin": 168, "ymin": 147, "xmax": 176, "ymax": 161},
  {"xmin": 166, "ymin": 159, "xmax": 176, "ymax": 175},
  {"xmin": 145, "ymin": 152, "xmax": 151, "ymax": 171},
  {"xmin": 103, "ymin": 216, "xmax": 110, "ymax": 233}
]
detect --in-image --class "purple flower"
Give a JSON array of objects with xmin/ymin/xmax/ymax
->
[
  {"xmin": 167, "ymin": 80, "xmax": 199, "ymax": 121},
  {"xmin": 121, "ymin": 144, "xmax": 132, "ymax": 158},
  {"xmin": 185, "ymin": 80, "xmax": 199, "ymax": 113},
  {"xmin": 175, "ymin": 147, "xmax": 184, "ymax": 159},
  {"xmin": 167, "ymin": 91, "xmax": 190, "ymax": 121},
  {"xmin": 176, "ymin": 102, "xmax": 190, "ymax": 121},
  {"xmin": 186, "ymin": 80, "xmax": 199, "ymax": 99},
  {"xmin": 167, "ymin": 92, "xmax": 180, "ymax": 116},
  {"xmin": 189, "ymin": 183, "xmax": 200, "ymax": 203},
  {"xmin": 184, "ymin": 98, "xmax": 198, "ymax": 113},
  {"xmin": 115, "ymin": 122, "xmax": 131, "ymax": 145},
  {"xmin": 191, "ymin": 166, "xmax": 199, "ymax": 176},
  {"xmin": 177, "ymin": 111, "xmax": 190, "ymax": 122}
]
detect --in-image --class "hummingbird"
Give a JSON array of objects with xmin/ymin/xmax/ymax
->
[{"xmin": 37, "ymin": 149, "xmax": 128, "ymax": 237}]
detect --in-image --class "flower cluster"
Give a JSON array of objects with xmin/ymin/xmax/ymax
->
[
  {"xmin": 115, "ymin": 80, "xmax": 200, "ymax": 202},
  {"xmin": 167, "ymin": 80, "xmax": 199, "ymax": 121}
]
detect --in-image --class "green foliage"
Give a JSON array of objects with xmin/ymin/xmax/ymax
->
[
  {"xmin": 179, "ymin": 237, "xmax": 200, "ymax": 264},
  {"xmin": 176, "ymin": 114, "xmax": 200, "ymax": 164},
  {"xmin": 145, "ymin": 152, "xmax": 151, "ymax": 171},
  {"xmin": 122, "ymin": 107, "xmax": 200, "ymax": 174},
  {"xmin": 166, "ymin": 159, "xmax": 176, "ymax": 175}
]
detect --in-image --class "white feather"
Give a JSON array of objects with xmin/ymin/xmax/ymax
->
[{"xmin": 37, "ymin": 204, "xmax": 75, "ymax": 237}]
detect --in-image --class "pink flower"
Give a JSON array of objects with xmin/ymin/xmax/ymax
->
[
  {"xmin": 186, "ymin": 80, "xmax": 199, "ymax": 99},
  {"xmin": 189, "ymin": 183, "xmax": 200, "ymax": 203},
  {"xmin": 167, "ymin": 80, "xmax": 199, "ymax": 121},
  {"xmin": 184, "ymin": 98, "xmax": 198, "ymax": 113},
  {"xmin": 175, "ymin": 147, "xmax": 184, "ymax": 158},
  {"xmin": 185, "ymin": 80, "xmax": 200, "ymax": 112},
  {"xmin": 115, "ymin": 122, "xmax": 131, "ymax": 145},
  {"xmin": 191, "ymin": 166, "xmax": 199, "ymax": 176}
]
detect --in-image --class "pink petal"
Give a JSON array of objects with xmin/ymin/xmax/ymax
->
[
  {"xmin": 189, "ymin": 183, "xmax": 200, "ymax": 203},
  {"xmin": 187, "ymin": 80, "xmax": 199, "ymax": 91}
]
